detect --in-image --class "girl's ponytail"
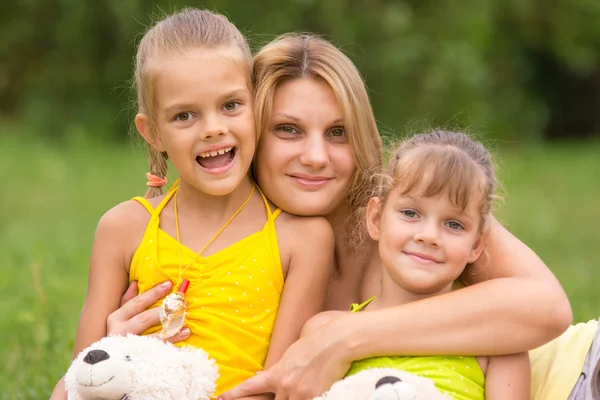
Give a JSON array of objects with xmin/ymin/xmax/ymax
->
[{"xmin": 145, "ymin": 146, "xmax": 168, "ymax": 198}]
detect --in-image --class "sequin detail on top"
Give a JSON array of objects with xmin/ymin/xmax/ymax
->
[
  {"xmin": 346, "ymin": 297, "xmax": 485, "ymax": 400},
  {"xmin": 129, "ymin": 185, "xmax": 284, "ymax": 396}
]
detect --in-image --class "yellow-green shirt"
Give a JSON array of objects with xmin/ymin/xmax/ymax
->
[
  {"xmin": 129, "ymin": 183, "xmax": 284, "ymax": 396},
  {"xmin": 346, "ymin": 297, "xmax": 485, "ymax": 400}
]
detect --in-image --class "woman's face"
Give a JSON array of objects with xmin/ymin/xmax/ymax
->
[{"xmin": 254, "ymin": 78, "xmax": 356, "ymax": 218}]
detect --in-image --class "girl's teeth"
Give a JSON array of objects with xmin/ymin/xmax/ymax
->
[{"xmin": 200, "ymin": 147, "xmax": 232, "ymax": 158}]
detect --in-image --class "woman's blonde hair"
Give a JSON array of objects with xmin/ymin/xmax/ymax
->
[
  {"xmin": 252, "ymin": 33, "xmax": 384, "ymax": 236},
  {"xmin": 134, "ymin": 8, "xmax": 252, "ymax": 197}
]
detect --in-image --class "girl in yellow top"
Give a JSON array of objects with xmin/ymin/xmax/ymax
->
[
  {"xmin": 303, "ymin": 130, "xmax": 531, "ymax": 400},
  {"xmin": 50, "ymin": 9, "xmax": 333, "ymax": 400}
]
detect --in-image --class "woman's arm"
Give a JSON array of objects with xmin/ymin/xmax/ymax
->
[
  {"xmin": 49, "ymin": 202, "xmax": 143, "ymax": 400},
  {"xmin": 344, "ymin": 216, "xmax": 571, "ymax": 357},
  {"xmin": 220, "ymin": 217, "xmax": 571, "ymax": 400}
]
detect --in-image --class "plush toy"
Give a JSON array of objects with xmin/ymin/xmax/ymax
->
[
  {"xmin": 314, "ymin": 368, "xmax": 450, "ymax": 400},
  {"xmin": 65, "ymin": 334, "xmax": 218, "ymax": 400}
]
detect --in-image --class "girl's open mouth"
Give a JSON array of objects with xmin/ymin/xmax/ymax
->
[{"xmin": 196, "ymin": 146, "xmax": 236, "ymax": 170}]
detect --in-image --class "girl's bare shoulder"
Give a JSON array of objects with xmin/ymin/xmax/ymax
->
[{"xmin": 94, "ymin": 196, "xmax": 166, "ymax": 258}]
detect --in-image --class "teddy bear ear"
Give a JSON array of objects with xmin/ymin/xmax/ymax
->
[
  {"xmin": 375, "ymin": 376, "xmax": 402, "ymax": 389},
  {"xmin": 370, "ymin": 376, "xmax": 420, "ymax": 400}
]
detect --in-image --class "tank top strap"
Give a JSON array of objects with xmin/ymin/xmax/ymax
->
[
  {"xmin": 154, "ymin": 178, "xmax": 180, "ymax": 216},
  {"xmin": 131, "ymin": 197, "xmax": 155, "ymax": 215},
  {"xmin": 256, "ymin": 185, "xmax": 282, "ymax": 221},
  {"xmin": 271, "ymin": 208, "xmax": 282, "ymax": 219},
  {"xmin": 350, "ymin": 296, "xmax": 377, "ymax": 313},
  {"xmin": 131, "ymin": 179, "xmax": 179, "ymax": 219}
]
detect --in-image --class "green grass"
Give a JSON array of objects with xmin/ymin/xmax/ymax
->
[{"xmin": 1, "ymin": 134, "xmax": 599, "ymax": 398}]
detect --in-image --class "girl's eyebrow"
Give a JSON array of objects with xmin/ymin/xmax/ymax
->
[{"xmin": 220, "ymin": 88, "xmax": 248, "ymax": 101}]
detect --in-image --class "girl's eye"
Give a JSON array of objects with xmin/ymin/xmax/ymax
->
[
  {"xmin": 328, "ymin": 127, "xmax": 346, "ymax": 138},
  {"xmin": 223, "ymin": 101, "xmax": 240, "ymax": 111},
  {"xmin": 277, "ymin": 125, "xmax": 298, "ymax": 135},
  {"xmin": 445, "ymin": 221, "xmax": 464, "ymax": 231},
  {"xmin": 174, "ymin": 112, "xmax": 193, "ymax": 122},
  {"xmin": 400, "ymin": 209, "xmax": 419, "ymax": 219}
]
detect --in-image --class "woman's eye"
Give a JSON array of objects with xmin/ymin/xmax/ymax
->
[
  {"xmin": 328, "ymin": 127, "xmax": 346, "ymax": 137},
  {"xmin": 174, "ymin": 112, "xmax": 193, "ymax": 122},
  {"xmin": 400, "ymin": 209, "xmax": 419, "ymax": 218},
  {"xmin": 445, "ymin": 221, "xmax": 464, "ymax": 231},
  {"xmin": 223, "ymin": 101, "xmax": 240, "ymax": 111},
  {"xmin": 277, "ymin": 125, "xmax": 298, "ymax": 135}
]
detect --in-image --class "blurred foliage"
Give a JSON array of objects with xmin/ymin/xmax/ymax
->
[{"xmin": 2, "ymin": 0, "xmax": 600, "ymax": 142}]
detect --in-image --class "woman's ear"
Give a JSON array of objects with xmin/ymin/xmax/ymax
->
[
  {"xmin": 366, "ymin": 197, "xmax": 383, "ymax": 241},
  {"xmin": 135, "ymin": 113, "xmax": 165, "ymax": 152}
]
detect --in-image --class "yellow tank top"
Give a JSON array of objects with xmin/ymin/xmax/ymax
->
[
  {"xmin": 346, "ymin": 297, "xmax": 485, "ymax": 400},
  {"xmin": 129, "ymin": 183, "xmax": 284, "ymax": 396}
]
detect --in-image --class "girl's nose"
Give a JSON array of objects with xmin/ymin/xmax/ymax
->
[
  {"xmin": 413, "ymin": 220, "xmax": 441, "ymax": 246},
  {"xmin": 201, "ymin": 114, "xmax": 226, "ymax": 139}
]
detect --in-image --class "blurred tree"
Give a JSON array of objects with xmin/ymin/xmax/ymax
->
[{"xmin": 1, "ymin": 0, "xmax": 599, "ymax": 141}]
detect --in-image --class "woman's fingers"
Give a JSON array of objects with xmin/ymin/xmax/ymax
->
[
  {"xmin": 106, "ymin": 280, "xmax": 172, "ymax": 336},
  {"xmin": 218, "ymin": 372, "xmax": 273, "ymax": 400}
]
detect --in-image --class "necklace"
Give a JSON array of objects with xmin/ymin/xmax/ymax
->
[
  {"xmin": 158, "ymin": 180, "xmax": 255, "ymax": 339},
  {"xmin": 173, "ymin": 182, "xmax": 255, "ymax": 287}
]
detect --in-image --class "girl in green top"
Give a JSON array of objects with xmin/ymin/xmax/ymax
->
[{"xmin": 304, "ymin": 130, "xmax": 530, "ymax": 400}]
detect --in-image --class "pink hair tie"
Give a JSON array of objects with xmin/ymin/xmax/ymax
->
[{"xmin": 146, "ymin": 173, "xmax": 167, "ymax": 187}]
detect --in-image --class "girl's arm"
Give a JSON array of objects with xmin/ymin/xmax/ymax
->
[
  {"xmin": 485, "ymin": 352, "xmax": 531, "ymax": 400},
  {"xmin": 50, "ymin": 202, "xmax": 142, "ymax": 400},
  {"xmin": 236, "ymin": 216, "xmax": 334, "ymax": 400},
  {"xmin": 263, "ymin": 216, "xmax": 334, "ymax": 368},
  {"xmin": 220, "ymin": 217, "xmax": 571, "ymax": 400}
]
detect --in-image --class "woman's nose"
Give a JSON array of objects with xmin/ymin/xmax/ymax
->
[{"xmin": 299, "ymin": 134, "xmax": 329, "ymax": 167}]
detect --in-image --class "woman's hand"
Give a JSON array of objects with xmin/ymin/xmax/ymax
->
[
  {"xmin": 219, "ymin": 322, "xmax": 352, "ymax": 400},
  {"xmin": 106, "ymin": 280, "xmax": 190, "ymax": 342}
]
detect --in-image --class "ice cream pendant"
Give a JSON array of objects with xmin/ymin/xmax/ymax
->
[{"xmin": 159, "ymin": 279, "xmax": 190, "ymax": 339}]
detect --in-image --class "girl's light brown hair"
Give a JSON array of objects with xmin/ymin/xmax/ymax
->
[
  {"xmin": 382, "ymin": 130, "xmax": 497, "ymax": 232},
  {"xmin": 134, "ymin": 8, "xmax": 252, "ymax": 198},
  {"xmin": 252, "ymin": 33, "xmax": 384, "ymax": 232}
]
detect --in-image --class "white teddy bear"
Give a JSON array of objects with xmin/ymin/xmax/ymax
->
[
  {"xmin": 314, "ymin": 368, "xmax": 450, "ymax": 400},
  {"xmin": 64, "ymin": 334, "xmax": 218, "ymax": 400}
]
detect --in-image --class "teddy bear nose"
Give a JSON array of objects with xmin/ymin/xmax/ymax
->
[
  {"xmin": 375, "ymin": 376, "xmax": 402, "ymax": 389},
  {"xmin": 83, "ymin": 349, "xmax": 110, "ymax": 365}
]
